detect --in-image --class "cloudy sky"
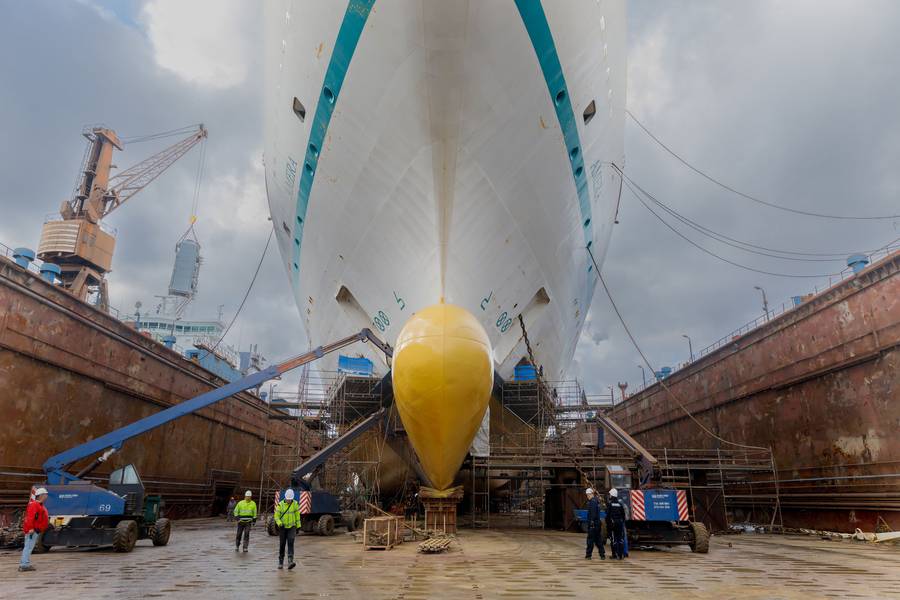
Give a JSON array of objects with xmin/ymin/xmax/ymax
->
[{"xmin": 2, "ymin": 1, "xmax": 899, "ymax": 397}]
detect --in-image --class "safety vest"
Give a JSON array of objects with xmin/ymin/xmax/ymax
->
[
  {"xmin": 234, "ymin": 499, "xmax": 257, "ymax": 521},
  {"xmin": 275, "ymin": 500, "xmax": 301, "ymax": 529}
]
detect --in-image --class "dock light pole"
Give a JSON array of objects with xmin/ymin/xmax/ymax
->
[
  {"xmin": 754, "ymin": 285, "xmax": 770, "ymax": 321},
  {"xmin": 638, "ymin": 364, "xmax": 647, "ymax": 387},
  {"xmin": 682, "ymin": 334, "xmax": 694, "ymax": 362}
]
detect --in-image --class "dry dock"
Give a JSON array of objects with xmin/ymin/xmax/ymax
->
[
  {"xmin": 2, "ymin": 519, "xmax": 899, "ymax": 599},
  {"xmin": 0, "ymin": 257, "xmax": 303, "ymax": 518},
  {"xmin": 613, "ymin": 249, "xmax": 900, "ymax": 532}
]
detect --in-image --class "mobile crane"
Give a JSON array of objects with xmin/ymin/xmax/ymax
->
[{"xmin": 35, "ymin": 329, "xmax": 392, "ymax": 553}]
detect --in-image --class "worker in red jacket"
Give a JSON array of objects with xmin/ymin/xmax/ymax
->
[{"xmin": 19, "ymin": 487, "xmax": 50, "ymax": 572}]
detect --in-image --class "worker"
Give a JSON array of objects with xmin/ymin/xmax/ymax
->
[
  {"xmin": 19, "ymin": 487, "xmax": 50, "ymax": 572},
  {"xmin": 226, "ymin": 496, "xmax": 237, "ymax": 522},
  {"xmin": 233, "ymin": 490, "xmax": 257, "ymax": 552},
  {"xmin": 274, "ymin": 488, "xmax": 301, "ymax": 570},
  {"xmin": 606, "ymin": 488, "xmax": 627, "ymax": 560},
  {"xmin": 583, "ymin": 488, "xmax": 606, "ymax": 560}
]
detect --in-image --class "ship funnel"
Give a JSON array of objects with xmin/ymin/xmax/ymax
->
[
  {"xmin": 847, "ymin": 254, "xmax": 869, "ymax": 274},
  {"xmin": 392, "ymin": 304, "xmax": 493, "ymax": 490},
  {"xmin": 12, "ymin": 247, "xmax": 35, "ymax": 269}
]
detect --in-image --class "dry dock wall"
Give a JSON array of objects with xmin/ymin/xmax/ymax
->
[
  {"xmin": 612, "ymin": 251, "xmax": 900, "ymax": 532},
  {"xmin": 0, "ymin": 259, "xmax": 301, "ymax": 518}
]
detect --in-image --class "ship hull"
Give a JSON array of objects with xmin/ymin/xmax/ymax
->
[{"xmin": 264, "ymin": 0, "xmax": 626, "ymax": 378}]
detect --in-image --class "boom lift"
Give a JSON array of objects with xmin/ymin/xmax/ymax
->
[
  {"xmin": 574, "ymin": 414, "xmax": 710, "ymax": 553},
  {"xmin": 36, "ymin": 329, "xmax": 392, "ymax": 553},
  {"xmin": 37, "ymin": 125, "xmax": 207, "ymax": 310},
  {"xmin": 265, "ymin": 407, "xmax": 391, "ymax": 537}
]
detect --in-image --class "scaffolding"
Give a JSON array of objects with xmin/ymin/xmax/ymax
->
[
  {"xmin": 257, "ymin": 370, "xmax": 386, "ymax": 516},
  {"xmin": 469, "ymin": 377, "xmax": 781, "ymax": 532}
]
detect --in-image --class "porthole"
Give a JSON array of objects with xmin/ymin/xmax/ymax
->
[
  {"xmin": 297, "ymin": 216, "xmax": 303, "ymax": 225},
  {"xmin": 292, "ymin": 97, "xmax": 306, "ymax": 121},
  {"xmin": 305, "ymin": 162, "xmax": 314, "ymax": 175},
  {"xmin": 584, "ymin": 218, "xmax": 591, "ymax": 227},
  {"xmin": 555, "ymin": 89, "xmax": 567, "ymax": 105},
  {"xmin": 570, "ymin": 147, "xmax": 580, "ymax": 160},
  {"xmin": 323, "ymin": 86, "xmax": 335, "ymax": 104},
  {"xmin": 575, "ymin": 166, "xmax": 584, "ymax": 177},
  {"xmin": 309, "ymin": 143, "xmax": 319, "ymax": 158}
]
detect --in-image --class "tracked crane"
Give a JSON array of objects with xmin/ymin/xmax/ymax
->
[{"xmin": 37, "ymin": 124, "xmax": 207, "ymax": 310}]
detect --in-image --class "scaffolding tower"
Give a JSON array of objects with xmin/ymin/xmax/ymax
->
[{"xmin": 258, "ymin": 370, "xmax": 386, "ymax": 516}]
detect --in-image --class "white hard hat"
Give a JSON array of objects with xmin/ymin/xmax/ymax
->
[
  {"xmin": 34, "ymin": 487, "xmax": 48, "ymax": 497},
  {"xmin": 284, "ymin": 489, "xmax": 295, "ymax": 501},
  {"xmin": 245, "ymin": 490, "xmax": 252, "ymax": 497},
  {"xmin": 609, "ymin": 488, "xmax": 618, "ymax": 497},
  {"xmin": 585, "ymin": 488, "xmax": 594, "ymax": 496}
]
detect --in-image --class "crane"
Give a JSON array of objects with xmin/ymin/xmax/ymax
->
[{"xmin": 37, "ymin": 124, "xmax": 207, "ymax": 310}]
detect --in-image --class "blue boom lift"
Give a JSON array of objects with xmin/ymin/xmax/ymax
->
[
  {"xmin": 265, "ymin": 407, "xmax": 389, "ymax": 537},
  {"xmin": 35, "ymin": 329, "xmax": 392, "ymax": 553}
]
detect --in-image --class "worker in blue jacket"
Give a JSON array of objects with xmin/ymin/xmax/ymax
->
[
  {"xmin": 584, "ymin": 488, "xmax": 606, "ymax": 560},
  {"xmin": 606, "ymin": 488, "xmax": 627, "ymax": 560}
]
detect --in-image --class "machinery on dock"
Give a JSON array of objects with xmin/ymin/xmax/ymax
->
[
  {"xmin": 266, "ymin": 406, "xmax": 389, "ymax": 537},
  {"xmin": 34, "ymin": 329, "xmax": 392, "ymax": 552},
  {"xmin": 574, "ymin": 440, "xmax": 710, "ymax": 553}
]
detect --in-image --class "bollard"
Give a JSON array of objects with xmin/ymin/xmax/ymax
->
[
  {"xmin": 12, "ymin": 247, "xmax": 35, "ymax": 269},
  {"xmin": 847, "ymin": 254, "xmax": 869, "ymax": 274},
  {"xmin": 39, "ymin": 263, "xmax": 61, "ymax": 283}
]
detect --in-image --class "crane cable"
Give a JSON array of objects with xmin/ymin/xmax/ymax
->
[
  {"xmin": 626, "ymin": 110, "xmax": 900, "ymax": 221},
  {"xmin": 586, "ymin": 244, "xmax": 767, "ymax": 451},
  {"xmin": 200, "ymin": 227, "xmax": 274, "ymax": 361},
  {"xmin": 120, "ymin": 124, "xmax": 204, "ymax": 145},
  {"xmin": 621, "ymin": 171, "xmax": 900, "ymax": 261},
  {"xmin": 622, "ymin": 178, "xmax": 847, "ymax": 279}
]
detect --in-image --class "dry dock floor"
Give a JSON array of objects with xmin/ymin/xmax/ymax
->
[{"xmin": 3, "ymin": 518, "xmax": 899, "ymax": 599}]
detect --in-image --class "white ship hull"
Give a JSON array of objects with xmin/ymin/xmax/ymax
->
[{"xmin": 264, "ymin": 0, "xmax": 625, "ymax": 380}]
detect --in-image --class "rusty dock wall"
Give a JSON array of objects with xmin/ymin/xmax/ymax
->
[
  {"xmin": 611, "ymin": 251, "xmax": 900, "ymax": 532},
  {"xmin": 0, "ymin": 259, "xmax": 302, "ymax": 518}
]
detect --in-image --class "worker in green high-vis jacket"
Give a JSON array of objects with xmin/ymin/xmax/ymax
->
[
  {"xmin": 233, "ymin": 490, "xmax": 257, "ymax": 552},
  {"xmin": 274, "ymin": 489, "xmax": 301, "ymax": 570}
]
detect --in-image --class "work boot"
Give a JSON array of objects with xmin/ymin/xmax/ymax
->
[
  {"xmin": 277, "ymin": 563, "xmax": 283, "ymax": 570},
  {"xmin": 288, "ymin": 560, "xmax": 296, "ymax": 570},
  {"xmin": 584, "ymin": 555, "xmax": 591, "ymax": 560},
  {"xmin": 18, "ymin": 565, "xmax": 35, "ymax": 572},
  {"xmin": 242, "ymin": 547, "xmax": 248, "ymax": 553},
  {"xmin": 600, "ymin": 555, "xmax": 606, "ymax": 561}
]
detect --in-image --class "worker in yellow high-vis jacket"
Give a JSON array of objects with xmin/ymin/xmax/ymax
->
[
  {"xmin": 233, "ymin": 490, "xmax": 257, "ymax": 552},
  {"xmin": 274, "ymin": 489, "xmax": 301, "ymax": 570}
]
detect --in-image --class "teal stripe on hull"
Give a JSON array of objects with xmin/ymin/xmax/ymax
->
[
  {"xmin": 513, "ymin": 0, "xmax": 593, "ymax": 247},
  {"xmin": 292, "ymin": 0, "xmax": 376, "ymax": 280}
]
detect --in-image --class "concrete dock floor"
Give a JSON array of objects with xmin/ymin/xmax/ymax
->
[{"xmin": 3, "ymin": 518, "xmax": 899, "ymax": 599}]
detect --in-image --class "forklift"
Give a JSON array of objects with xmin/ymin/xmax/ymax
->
[{"xmin": 34, "ymin": 329, "xmax": 392, "ymax": 552}]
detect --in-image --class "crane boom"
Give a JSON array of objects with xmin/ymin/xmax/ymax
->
[
  {"xmin": 43, "ymin": 328, "xmax": 393, "ymax": 484},
  {"xmin": 104, "ymin": 126, "xmax": 207, "ymax": 217}
]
